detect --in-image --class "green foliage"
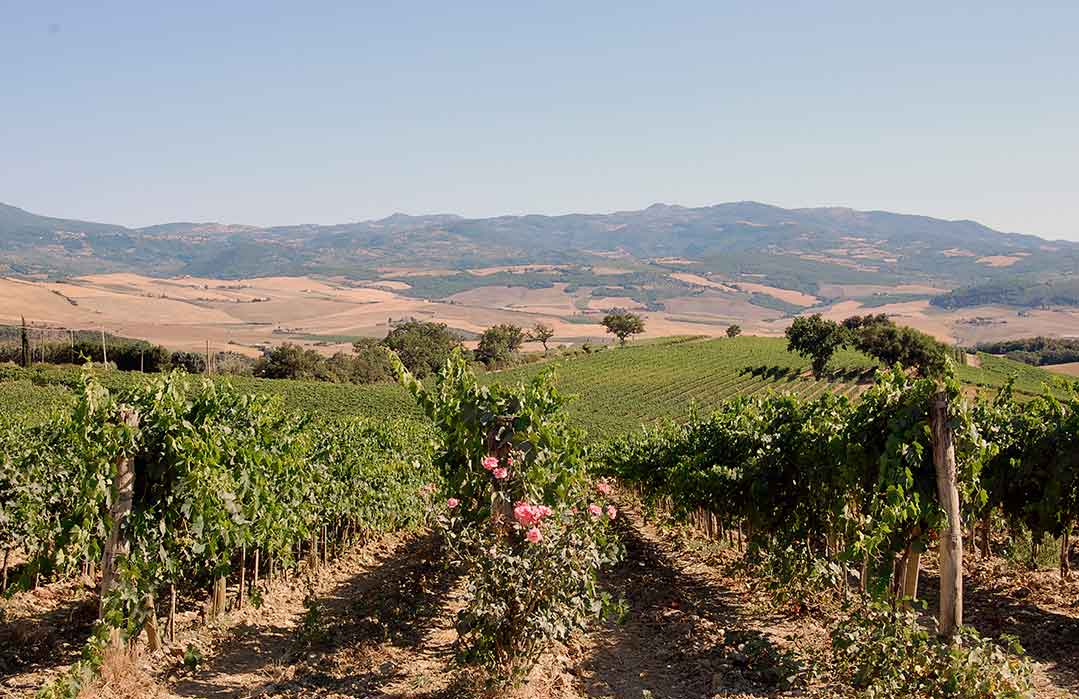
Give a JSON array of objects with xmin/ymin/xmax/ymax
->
[
  {"xmin": 474, "ymin": 324, "xmax": 525, "ymax": 367},
  {"xmin": 932, "ymin": 277, "xmax": 1079, "ymax": 310},
  {"xmin": 974, "ymin": 382, "xmax": 1079, "ymax": 549},
  {"xmin": 785, "ymin": 314, "xmax": 848, "ymax": 377},
  {"xmin": 183, "ymin": 644, "xmax": 204, "ymax": 671},
  {"xmin": 831, "ymin": 602, "xmax": 1033, "ymax": 699},
  {"xmin": 383, "ymin": 319, "xmax": 461, "ymax": 378},
  {"xmin": 1, "ymin": 369, "xmax": 436, "ymax": 654},
  {"xmin": 254, "ymin": 342, "xmax": 332, "ymax": 380},
  {"xmin": 844, "ymin": 314, "xmax": 948, "ymax": 378},
  {"xmin": 974, "ymin": 336, "xmax": 1079, "ymax": 366},
  {"xmin": 390, "ymin": 349, "xmax": 622, "ymax": 686},
  {"xmin": 726, "ymin": 324, "xmax": 742, "ymax": 338},
  {"xmin": 601, "ymin": 310, "xmax": 645, "ymax": 346},
  {"xmin": 1, "ymin": 336, "xmax": 1067, "ymax": 440}
]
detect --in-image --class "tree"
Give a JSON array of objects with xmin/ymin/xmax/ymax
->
[
  {"xmin": 785, "ymin": 314, "xmax": 848, "ymax": 377},
  {"xmin": 253, "ymin": 343, "xmax": 327, "ymax": 380},
  {"xmin": 19, "ymin": 317, "xmax": 31, "ymax": 368},
  {"xmin": 528, "ymin": 322, "xmax": 555, "ymax": 355},
  {"xmin": 601, "ymin": 310, "xmax": 645, "ymax": 346},
  {"xmin": 349, "ymin": 338, "xmax": 394, "ymax": 383},
  {"xmin": 475, "ymin": 324, "xmax": 525, "ymax": 367},
  {"xmin": 726, "ymin": 324, "xmax": 742, "ymax": 339},
  {"xmin": 845, "ymin": 314, "xmax": 948, "ymax": 378},
  {"xmin": 382, "ymin": 319, "xmax": 460, "ymax": 378}
]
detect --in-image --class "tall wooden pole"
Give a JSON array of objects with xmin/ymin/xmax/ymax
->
[
  {"xmin": 931, "ymin": 392, "xmax": 963, "ymax": 641},
  {"xmin": 101, "ymin": 329, "xmax": 108, "ymax": 366}
]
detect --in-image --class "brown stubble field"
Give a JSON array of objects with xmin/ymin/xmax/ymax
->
[{"xmin": 4, "ymin": 272, "xmax": 1079, "ymax": 355}]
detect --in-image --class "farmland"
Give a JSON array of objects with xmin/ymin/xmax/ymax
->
[
  {"xmin": 1, "ymin": 334, "xmax": 1078, "ymax": 698},
  {"xmin": 0, "ymin": 337, "xmax": 1054, "ymax": 431},
  {"xmin": 1, "ymin": 335, "xmax": 1066, "ymax": 437}
]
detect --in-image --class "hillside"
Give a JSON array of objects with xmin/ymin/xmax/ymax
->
[
  {"xmin": 3, "ymin": 336, "xmax": 1065, "ymax": 438},
  {"xmin": 4, "ymin": 200, "xmax": 1078, "ymax": 298}
]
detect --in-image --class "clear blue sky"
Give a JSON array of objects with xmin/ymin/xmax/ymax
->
[{"xmin": 2, "ymin": 1, "xmax": 1077, "ymax": 239}]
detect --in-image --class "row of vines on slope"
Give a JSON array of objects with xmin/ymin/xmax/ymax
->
[
  {"xmin": 0, "ymin": 369, "xmax": 437, "ymax": 697},
  {"xmin": 600, "ymin": 365, "xmax": 1078, "ymax": 698}
]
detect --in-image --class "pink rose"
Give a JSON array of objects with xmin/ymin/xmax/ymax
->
[
  {"xmin": 514, "ymin": 503, "xmax": 538, "ymax": 527},
  {"xmin": 481, "ymin": 456, "xmax": 499, "ymax": 471},
  {"xmin": 514, "ymin": 503, "xmax": 553, "ymax": 527},
  {"xmin": 446, "ymin": 498, "xmax": 459, "ymax": 509},
  {"xmin": 526, "ymin": 527, "xmax": 543, "ymax": 544},
  {"xmin": 607, "ymin": 505, "xmax": 618, "ymax": 520},
  {"xmin": 588, "ymin": 503, "xmax": 602, "ymax": 517},
  {"xmin": 596, "ymin": 481, "xmax": 612, "ymax": 496},
  {"xmin": 492, "ymin": 467, "xmax": 508, "ymax": 480}
]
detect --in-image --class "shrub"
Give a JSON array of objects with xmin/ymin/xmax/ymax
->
[
  {"xmin": 391, "ymin": 349, "xmax": 623, "ymax": 686},
  {"xmin": 474, "ymin": 324, "xmax": 525, "ymax": 368},
  {"xmin": 830, "ymin": 601, "xmax": 1034, "ymax": 699}
]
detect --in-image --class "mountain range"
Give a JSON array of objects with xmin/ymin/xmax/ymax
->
[{"xmin": 3, "ymin": 200, "xmax": 1077, "ymax": 305}]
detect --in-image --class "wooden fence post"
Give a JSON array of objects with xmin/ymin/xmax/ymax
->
[{"xmin": 931, "ymin": 392, "xmax": 963, "ymax": 641}]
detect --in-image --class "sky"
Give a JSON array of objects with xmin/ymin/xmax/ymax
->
[{"xmin": 2, "ymin": 1, "xmax": 1077, "ymax": 239}]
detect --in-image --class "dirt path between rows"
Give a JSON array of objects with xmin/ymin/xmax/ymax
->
[
  {"xmin": 158, "ymin": 531, "xmax": 456, "ymax": 699},
  {"xmin": 164, "ymin": 504, "xmax": 826, "ymax": 699},
  {"xmin": 24, "ymin": 502, "xmax": 1071, "ymax": 698}
]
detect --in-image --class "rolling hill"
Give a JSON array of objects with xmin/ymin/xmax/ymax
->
[
  {"xmin": 4, "ymin": 200, "xmax": 1078, "ymax": 299},
  {"xmin": 2, "ymin": 336, "xmax": 1064, "ymax": 438}
]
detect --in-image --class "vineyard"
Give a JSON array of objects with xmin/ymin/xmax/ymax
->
[
  {"xmin": 1, "ymin": 336, "xmax": 1066, "ymax": 436},
  {"xmin": 1, "ymin": 338, "xmax": 1077, "ymax": 698}
]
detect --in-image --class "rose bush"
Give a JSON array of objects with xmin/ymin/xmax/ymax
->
[{"xmin": 390, "ymin": 349, "xmax": 623, "ymax": 686}]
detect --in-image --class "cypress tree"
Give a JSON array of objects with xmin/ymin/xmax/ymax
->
[{"xmin": 20, "ymin": 316, "xmax": 31, "ymax": 368}]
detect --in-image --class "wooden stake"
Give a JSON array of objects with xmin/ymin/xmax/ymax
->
[
  {"xmin": 169, "ymin": 584, "xmax": 177, "ymax": 642},
  {"xmin": 239, "ymin": 546, "xmax": 246, "ymax": 609},
  {"xmin": 142, "ymin": 593, "xmax": 161, "ymax": 652},
  {"xmin": 1062, "ymin": 525, "xmax": 1072, "ymax": 580},
  {"xmin": 931, "ymin": 392, "xmax": 963, "ymax": 641},
  {"xmin": 101, "ymin": 329, "xmax": 108, "ymax": 366},
  {"xmin": 99, "ymin": 407, "xmax": 139, "ymax": 618},
  {"xmin": 253, "ymin": 548, "xmax": 260, "ymax": 591}
]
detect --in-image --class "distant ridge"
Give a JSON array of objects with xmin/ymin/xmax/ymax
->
[{"xmin": 1, "ymin": 199, "xmax": 1076, "ymax": 290}]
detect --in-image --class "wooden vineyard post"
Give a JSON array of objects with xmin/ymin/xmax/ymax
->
[
  {"xmin": 169, "ymin": 584, "xmax": 177, "ymax": 642},
  {"xmin": 902, "ymin": 551, "xmax": 921, "ymax": 603},
  {"xmin": 211, "ymin": 575, "xmax": 227, "ymax": 620},
  {"xmin": 2, "ymin": 548, "xmax": 8, "ymax": 591},
  {"xmin": 253, "ymin": 548, "xmax": 260, "ymax": 592},
  {"xmin": 239, "ymin": 546, "xmax": 246, "ymax": 609},
  {"xmin": 931, "ymin": 392, "xmax": 963, "ymax": 641},
  {"xmin": 1063, "ymin": 522, "xmax": 1072, "ymax": 580},
  {"xmin": 99, "ymin": 407, "xmax": 139, "ymax": 620},
  {"xmin": 101, "ymin": 329, "xmax": 108, "ymax": 366},
  {"xmin": 142, "ymin": 593, "xmax": 161, "ymax": 652}
]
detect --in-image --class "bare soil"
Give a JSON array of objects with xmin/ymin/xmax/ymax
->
[{"xmin": 4, "ymin": 509, "xmax": 1077, "ymax": 698}]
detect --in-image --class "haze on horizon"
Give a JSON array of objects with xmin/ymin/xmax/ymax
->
[{"xmin": 2, "ymin": 1, "xmax": 1077, "ymax": 239}]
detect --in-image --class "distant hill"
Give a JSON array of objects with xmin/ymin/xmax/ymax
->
[
  {"xmin": 931, "ymin": 277, "xmax": 1079, "ymax": 310},
  {"xmin": 3, "ymin": 200, "xmax": 1078, "ymax": 304}
]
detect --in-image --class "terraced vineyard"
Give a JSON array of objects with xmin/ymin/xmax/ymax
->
[{"xmin": 1, "ymin": 336, "xmax": 1067, "ymax": 438}]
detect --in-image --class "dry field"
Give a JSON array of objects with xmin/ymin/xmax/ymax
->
[{"xmin": 6, "ymin": 273, "xmax": 1079, "ymax": 355}]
